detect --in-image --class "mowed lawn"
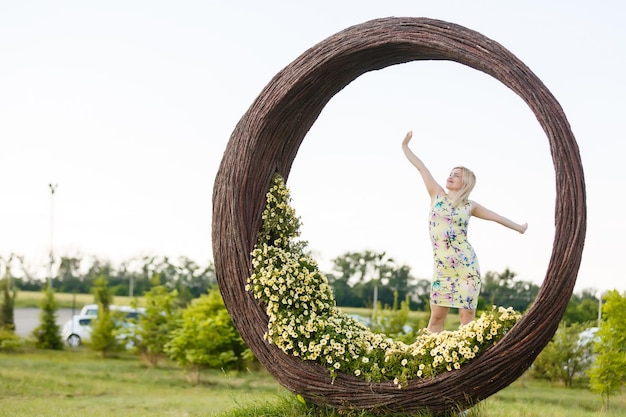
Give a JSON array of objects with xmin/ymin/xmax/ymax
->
[
  {"xmin": 15, "ymin": 291, "xmax": 141, "ymax": 309},
  {"xmin": 1, "ymin": 348, "xmax": 625, "ymax": 417},
  {"xmin": 0, "ymin": 348, "xmax": 285, "ymax": 417},
  {"xmin": 5, "ymin": 293, "xmax": 624, "ymax": 416}
]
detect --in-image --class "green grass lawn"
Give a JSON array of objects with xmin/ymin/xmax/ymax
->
[
  {"xmin": 7, "ymin": 293, "xmax": 622, "ymax": 416},
  {"xmin": 1, "ymin": 347, "xmax": 623, "ymax": 417},
  {"xmin": 0, "ymin": 348, "xmax": 284, "ymax": 417},
  {"xmin": 15, "ymin": 290, "xmax": 141, "ymax": 309},
  {"xmin": 478, "ymin": 375, "xmax": 625, "ymax": 417}
]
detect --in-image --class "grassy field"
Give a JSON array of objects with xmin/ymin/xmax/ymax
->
[
  {"xmin": 15, "ymin": 290, "xmax": 141, "ymax": 309},
  {"xmin": 1, "ymin": 347, "xmax": 624, "ymax": 417},
  {"xmin": 479, "ymin": 376, "xmax": 625, "ymax": 417},
  {"xmin": 0, "ymin": 348, "xmax": 283, "ymax": 417},
  {"xmin": 7, "ymin": 293, "xmax": 623, "ymax": 416}
]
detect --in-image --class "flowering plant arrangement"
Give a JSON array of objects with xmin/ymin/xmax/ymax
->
[{"xmin": 247, "ymin": 174, "xmax": 521, "ymax": 386}]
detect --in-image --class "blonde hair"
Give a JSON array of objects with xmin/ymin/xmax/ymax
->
[{"xmin": 450, "ymin": 166, "xmax": 476, "ymax": 207}]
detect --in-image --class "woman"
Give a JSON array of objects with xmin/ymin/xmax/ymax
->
[{"xmin": 402, "ymin": 131, "xmax": 528, "ymax": 333}]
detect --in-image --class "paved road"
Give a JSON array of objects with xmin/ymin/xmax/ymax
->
[{"xmin": 13, "ymin": 308, "xmax": 77, "ymax": 338}]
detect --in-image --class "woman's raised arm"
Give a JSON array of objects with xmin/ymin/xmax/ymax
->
[{"xmin": 401, "ymin": 131, "xmax": 442, "ymax": 199}]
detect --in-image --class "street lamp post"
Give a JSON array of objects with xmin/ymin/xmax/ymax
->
[{"xmin": 48, "ymin": 183, "xmax": 58, "ymax": 289}]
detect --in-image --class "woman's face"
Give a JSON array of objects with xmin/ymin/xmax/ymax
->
[{"xmin": 446, "ymin": 168, "xmax": 464, "ymax": 191}]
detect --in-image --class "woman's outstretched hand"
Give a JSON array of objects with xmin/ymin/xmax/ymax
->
[{"xmin": 402, "ymin": 131, "xmax": 413, "ymax": 147}]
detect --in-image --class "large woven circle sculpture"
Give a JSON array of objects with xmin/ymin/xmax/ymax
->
[{"xmin": 212, "ymin": 17, "xmax": 586, "ymax": 414}]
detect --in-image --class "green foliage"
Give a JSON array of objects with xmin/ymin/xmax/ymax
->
[
  {"xmin": 532, "ymin": 322, "xmax": 595, "ymax": 386},
  {"xmin": 563, "ymin": 289, "xmax": 600, "ymax": 326},
  {"xmin": 12, "ymin": 254, "xmax": 216, "ymax": 299},
  {"xmin": 0, "ymin": 270, "xmax": 17, "ymax": 331},
  {"xmin": 327, "ymin": 251, "xmax": 425, "ymax": 310},
  {"xmin": 128, "ymin": 276, "xmax": 180, "ymax": 366},
  {"xmin": 32, "ymin": 286, "xmax": 64, "ymax": 350},
  {"xmin": 90, "ymin": 308, "xmax": 119, "ymax": 355},
  {"xmin": 164, "ymin": 288, "xmax": 249, "ymax": 384},
  {"xmin": 589, "ymin": 290, "xmax": 626, "ymax": 409},
  {"xmin": 478, "ymin": 268, "xmax": 539, "ymax": 313},
  {"xmin": 92, "ymin": 275, "xmax": 113, "ymax": 309},
  {"xmin": 0, "ymin": 327, "xmax": 23, "ymax": 350},
  {"xmin": 370, "ymin": 292, "xmax": 413, "ymax": 340},
  {"xmin": 90, "ymin": 276, "xmax": 119, "ymax": 356}
]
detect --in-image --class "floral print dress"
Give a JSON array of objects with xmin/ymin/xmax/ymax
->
[{"xmin": 428, "ymin": 192, "xmax": 481, "ymax": 310}]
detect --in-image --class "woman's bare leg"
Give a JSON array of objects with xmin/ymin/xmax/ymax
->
[
  {"xmin": 427, "ymin": 304, "xmax": 450, "ymax": 333},
  {"xmin": 459, "ymin": 308, "xmax": 476, "ymax": 326}
]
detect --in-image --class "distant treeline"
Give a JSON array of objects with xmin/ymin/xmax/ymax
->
[
  {"xmin": 2, "ymin": 254, "xmax": 216, "ymax": 305},
  {"xmin": 1, "ymin": 251, "xmax": 600, "ymax": 324}
]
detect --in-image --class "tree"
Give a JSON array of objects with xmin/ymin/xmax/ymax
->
[
  {"xmin": 325, "ymin": 271, "xmax": 352, "ymax": 307},
  {"xmin": 532, "ymin": 321, "xmax": 595, "ymax": 387},
  {"xmin": 163, "ymin": 256, "xmax": 216, "ymax": 302},
  {"xmin": 479, "ymin": 268, "xmax": 539, "ymax": 312},
  {"xmin": 56, "ymin": 256, "xmax": 84, "ymax": 293},
  {"xmin": 589, "ymin": 290, "xmax": 626, "ymax": 410},
  {"xmin": 131, "ymin": 256, "xmax": 216, "ymax": 303},
  {"xmin": 0, "ymin": 255, "xmax": 17, "ymax": 331},
  {"xmin": 128, "ymin": 275, "xmax": 180, "ymax": 366},
  {"xmin": 164, "ymin": 289, "xmax": 250, "ymax": 384},
  {"xmin": 563, "ymin": 289, "xmax": 600, "ymax": 326},
  {"xmin": 90, "ymin": 276, "xmax": 118, "ymax": 356},
  {"xmin": 411, "ymin": 278, "xmax": 431, "ymax": 312},
  {"xmin": 9, "ymin": 253, "xmax": 216, "ymax": 299},
  {"xmin": 328, "ymin": 251, "xmax": 418, "ymax": 309},
  {"xmin": 32, "ymin": 285, "xmax": 64, "ymax": 350}
]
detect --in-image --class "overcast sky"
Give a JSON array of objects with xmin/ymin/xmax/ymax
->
[{"xmin": 1, "ymin": 1, "xmax": 624, "ymax": 294}]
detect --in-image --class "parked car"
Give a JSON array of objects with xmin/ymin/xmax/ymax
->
[
  {"xmin": 61, "ymin": 304, "xmax": 144, "ymax": 347},
  {"xmin": 61, "ymin": 314, "xmax": 94, "ymax": 347},
  {"xmin": 79, "ymin": 303, "xmax": 145, "ymax": 319}
]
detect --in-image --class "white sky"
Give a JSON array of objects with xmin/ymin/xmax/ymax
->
[{"xmin": 1, "ymin": 1, "xmax": 624, "ymax": 294}]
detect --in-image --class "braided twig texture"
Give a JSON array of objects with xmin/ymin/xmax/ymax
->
[{"xmin": 212, "ymin": 17, "xmax": 586, "ymax": 414}]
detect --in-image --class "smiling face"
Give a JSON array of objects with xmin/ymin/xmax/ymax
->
[{"xmin": 446, "ymin": 168, "xmax": 465, "ymax": 191}]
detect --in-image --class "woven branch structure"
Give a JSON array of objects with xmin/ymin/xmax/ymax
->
[{"xmin": 212, "ymin": 17, "xmax": 586, "ymax": 414}]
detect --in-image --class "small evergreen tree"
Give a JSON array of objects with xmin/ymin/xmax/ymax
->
[
  {"xmin": 0, "ymin": 273, "xmax": 17, "ymax": 331},
  {"xmin": 0, "ymin": 257, "xmax": 22, "ymax": 349},
  {"xmin": 589, "ymin": 290, "xmax": 626, "ymax": 410},
  {"xmin": 32, "ymin": 285, "xmax": 64, "ymax": 350},
  {"xmin": 128, "ymin": 274, "xmax": 180, "ymax": 366},
  {"xmin": 90, "ymin": 276, "xmax": 118, "ymax": 356}
]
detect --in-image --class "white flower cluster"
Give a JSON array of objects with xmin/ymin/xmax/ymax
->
[{"xmin": 247, "ymin": 174, "xmax": 521, "ymax": 385}]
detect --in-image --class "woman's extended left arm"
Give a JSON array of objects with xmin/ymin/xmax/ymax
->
[{"xmin": 471, "ymin": 201, "xmax": 528, "ymax": 234}]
